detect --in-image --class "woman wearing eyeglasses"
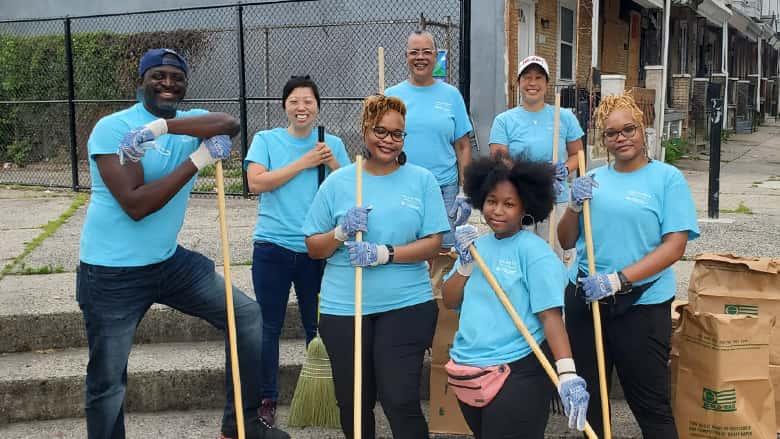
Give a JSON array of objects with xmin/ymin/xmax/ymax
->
[
  {"xmin": 303, "ymin": 94, "xmax": 450, "ymax": 439},
  {"xmin": 557, "ymin": 93, "xmax": 699, "ymax": 438},
  {"xmin": 489, "ymin": 55, "xmax": 584, "ymax": 257},
  {"xmin": 385, "ymin": 29, "xmax": 473, "ymax": 255},
  {"xmin": 244, "ymin": 75, "xmax": 351, "ymax": 426}
]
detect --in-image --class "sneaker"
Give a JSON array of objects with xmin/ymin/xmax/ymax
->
[
  {"xmin": 259, "ymin": 398, "xmax": 277, "ymax": 426},
  {"xmin": 220, "ymin": 411, "xmax": 290, "ymax": 439}
]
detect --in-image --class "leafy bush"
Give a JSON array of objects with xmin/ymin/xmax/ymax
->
[
  {"xmin": 0, "ymin": 30, "xmax": 211, "ymax": 165},
  {"xmin": 662, "ymin": 138, "xmax": 687, "ymax": 164}
]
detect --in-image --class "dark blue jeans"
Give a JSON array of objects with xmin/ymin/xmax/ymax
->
[
  {"xmin": 251, "ymin": 241, "xmax": 320, "ymax": 400},
  {"xmin": 76, "ymin": 246, "xmax": 263, "ymax": 439}
]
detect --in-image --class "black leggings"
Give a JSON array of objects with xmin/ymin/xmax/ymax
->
[
  {"xmin": 318, "ymin": 300, "xmax": 438, "ymax": 439},
  {"xmin": 565, "ymin": 282, "xmax": 677, "ymax": 439},
  {"xmin": 457, "ymin": 344, "xmax": 554, "ymax": 439}
]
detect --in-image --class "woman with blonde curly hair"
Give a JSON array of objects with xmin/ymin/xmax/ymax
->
[
  {"xmin": 303, "ymin": 94, "xmax": 451, "ymax": 438},
  {"xmin": 557, "ymin": 93, "xmax": 699, "ymax": 438}
]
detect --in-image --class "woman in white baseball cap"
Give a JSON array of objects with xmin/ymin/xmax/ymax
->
[{"xmin": 488, "ymin": 55, "xmax": 584, "ymax": 259}]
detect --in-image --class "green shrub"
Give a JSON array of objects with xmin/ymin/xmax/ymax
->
[{"xmin": 662, "ymin": 138, "xmax": 687, "ymax": 164}]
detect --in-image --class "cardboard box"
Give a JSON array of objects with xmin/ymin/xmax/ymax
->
[
  {"xmin": 688, "ymin": 254, "xmax": 780, "ymax": 363},
  {"xmin": 429, "ymin": 364, "xmax": 472, "ymax": 436},
  {"xmin": 771, "ymin": 365, "xmax": 780, "ymax": 434}
]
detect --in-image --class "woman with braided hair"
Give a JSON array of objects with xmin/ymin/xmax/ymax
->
[
  {"xmin": 303, "ymin": 94, "xmax": 450, "ymax": 438},
  {"xmin": 557, "ymin": 93, "xmax": 699, "ymax": 438}
]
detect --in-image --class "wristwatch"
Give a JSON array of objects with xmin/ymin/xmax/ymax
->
[
  {"xmin": 616, "ymin": 271, "xmax": 633, "ymax": 293},
  {"xmin": 386, "ymin": 245, "xmax": 395, "ymax": 263}
]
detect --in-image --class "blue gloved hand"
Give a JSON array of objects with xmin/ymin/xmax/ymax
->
[
  {"xmin": 118, "ymin": 127, "xmax": 156, "ymax": 165},
  {"xmin": 553, "ymin": 162, "xmax": 568, "ymax": 197},
  {"xmin": 558, "ymin": 374, "xmax": 590, "ymax": 431},
  {"xmin": 578, "ymin": 272, "xmax": 622, "ymax": 302},
  {"xmin": 345, "ymin": 241, "xmax": 389, "ymax": 267},
  {"xmin": 453, "ymin": 224, "xmax": 479, "ymax": 265},
  {"xmin": 334, "ymin": 206, "xmax": 372, "ymax": 242},
  {"xmin": 448, "ymin": 187, "xmax": 472, "ymax": 227},
  {"xmin": 569, "ymin": 175, "xmax": 598, "ymax": 213},
  {"xmin": 189, "ymin": 135, "xmax": 233, "ymax": 170}
]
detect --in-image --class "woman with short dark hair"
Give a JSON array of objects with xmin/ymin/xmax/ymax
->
[{"xmin": 244, "ymin": 75, "xmax": 350, "ymax": 426}]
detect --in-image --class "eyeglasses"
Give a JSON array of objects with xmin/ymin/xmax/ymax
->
[
  {"xmin": 407, "ymin": 49, "xmax": 435, "ymax": 57},
  {"xmin": 372, "ymin": 126, "xmax": 406, "ymax": 141},
  {"xmin": 603, "ymin": 125, "xmax": 638, "ymax": 141}
]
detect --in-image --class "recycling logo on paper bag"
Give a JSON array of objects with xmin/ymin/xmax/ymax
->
[
  {"xmin": 702, "ymin": 388, "xmax": 736, "ymax": 412},
  {"xmin": 724, "ymin": 304, "xmax": 758, "ymax": 315}
]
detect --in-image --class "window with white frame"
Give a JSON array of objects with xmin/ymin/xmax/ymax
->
[
  {"xmin": 558, "ymin": 0, "xmax": 576, "ymax": 81},
  {"xmin": 679, "ymin": 21, "xmax": 688, "ymax": 74}
]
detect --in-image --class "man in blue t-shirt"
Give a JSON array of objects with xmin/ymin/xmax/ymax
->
[
  {"xmin": 385, "ymin": 30, "xmax": 473, "ymax": 253},
  {"xmin": 77, "ymin": 48, "xmax": 289, "ymax": 439}
]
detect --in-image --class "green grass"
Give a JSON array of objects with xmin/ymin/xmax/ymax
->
[
  {"xmin": 198, "ymin": 165, "xmax": 243, "ymax": 179},
  {"xmin": 1, "ymin": 193, "xmax": 88, "ymax": 279},
  {"xmin": 17, "ymin": 264, "xmax": 65, "ymax": 275},
  {"xmin": 720, "ymin": 201, "xmax": 753, "ymax": 215}
]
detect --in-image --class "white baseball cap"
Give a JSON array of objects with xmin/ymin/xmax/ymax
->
[{"xmin": 518, "ymin": 55, "xmax": 550, "ymax": 78}]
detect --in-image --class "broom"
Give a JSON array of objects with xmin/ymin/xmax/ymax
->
[{"xmin": 287, "ymin": 126, "xmax": 340, "ymax": 428}]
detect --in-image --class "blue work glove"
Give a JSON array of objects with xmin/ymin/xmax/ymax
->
[
  {"xmin": 448, "ymin": 187, "xmax": 472, "ymax": 227},
  {"xmin": 553, "ymin": 162, "xmax": 569, "ymax": 197},
  {"xmin": 453, "ymin": 224, "xmax": 479, "ymax": 276},
  {"xmin": 558, "ymin": 374, "xmax": 590, "ymax": 431},
  {"xmin": 345, "ymin": 241, "xmax": 389, "ymax": 267},
  {"xmin": 569, "ymin": 175, "xmax": 598, "ymax": 213},
  {"xmin": 117, "ymin": 119, "xmax": 168, "ymax": 165},
  {"xmin": 578, "ymin": 272, "xmax": 622, "ymax": 303},
  {"xmin": 189, "ymin": 135, "xmax": 233, "ymax": 170},
  {"xmin": 334, "ymin": 206, "xmax": 372, "ymax": 242}
]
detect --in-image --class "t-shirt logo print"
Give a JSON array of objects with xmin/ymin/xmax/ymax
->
[{"xmin": 434, "ymin": 101, "xmax": 453, "ymax": 113}]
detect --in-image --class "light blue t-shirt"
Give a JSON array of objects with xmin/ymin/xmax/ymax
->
[
  {"xmin": 80, "ymin": 103, "xmax": 208, "ymax": 266},
  {"xmin": 568, "ymin": 160, "xmax": 700, "ymax": 305},
  {"xmin": 302, "ymin": 163, "xmax": 451, "ymax": 316},
  {"xmin": 384, "ymin": 80, "xmax": 472, "ymax": 186},
  {"xmin": 448, "ymin": 231, "xmax": 566, "ymax": 368},
  {"xmin": 489, "ymin": 104, "xmax": 584, "ymax": 202},
  {"xmin": 244, "ymin": 127, "xmax": 351, "ymax": 253}
]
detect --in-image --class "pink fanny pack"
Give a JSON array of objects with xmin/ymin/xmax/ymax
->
[{"xmin": 445, "ymin": 359, "xmax": 511, "ymax": 407}]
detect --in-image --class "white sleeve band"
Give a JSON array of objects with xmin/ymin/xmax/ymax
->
[
  {"xmin": 607, "ymin": 272, "xmax": 623, "ymax": 292},
  {"xmin": 373, "ymin": 245, "xmax": 390, "ymax": 266},
  {"xmin": 189, "ymin": 142, "xmax": 214, "ymax": 170},
  {"xmin": 145, "ymin": 118, "xmax": 168, "ymax": 138},
  {"xmin": 457, "ymin": 262, "xmax": 474, "ymax": 276},
  {"xmin": 568, "ymin": 201, "xmax": 583, "ymax": 213},
  {"xmin": 457, "ymin": 186, "xmax": 465, "ymax": 197},
  {"xmin": 556, "ymin": 358, "xmax": 577, "ymax": 375},
  {"xmin": 334, "ymin": 225, "xmax": 348, "ymax": 242}
]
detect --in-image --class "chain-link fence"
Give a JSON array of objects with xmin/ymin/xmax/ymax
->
[{"xmin": 0, "ymin": 0, "xmax": 466, "ymax": 195}]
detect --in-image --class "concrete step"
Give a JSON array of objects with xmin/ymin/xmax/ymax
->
[
  {"xmin": 0, "ymin": 339, "xmax": 433, "ymax": 425},
  {"xmin": 0, "ymin": 266, "xmax": 306, "ymax": 354},
  {"xmin": 0, "ymin": 400, "xmax": 642, "ymax": 438}
]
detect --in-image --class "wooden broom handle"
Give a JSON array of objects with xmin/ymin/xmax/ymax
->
[
  {"xmin": 216, "ymin": 161, "xmax": 245, "ymax": 439},
  {"xmin": 549, "ymin": 93, "xmax": 561, "ymax": 246},
  {"xmin": 470, "ymin": 245, "xmax": 598, "ymax": 439},
  {"xmin": 578, "ymin": 149, "xmax": 611, "ymax": 439},
  {"xmin": 353, "ymin": 155, "xmax": 364, "ymax": 439}
]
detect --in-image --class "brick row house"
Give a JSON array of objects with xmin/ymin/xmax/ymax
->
[{"xmin": 493, "ymin": 0, "xmax": 780, "ymax": 159}]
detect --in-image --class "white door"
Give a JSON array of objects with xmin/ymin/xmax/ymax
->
[{"xmin": 517, "ymin": 0, "xmax": 535, "ymax": 61}]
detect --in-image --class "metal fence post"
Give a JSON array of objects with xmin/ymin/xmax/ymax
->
[
  {"xmin": 458, "ymin": 0, "xmax": 471, "ymax": 111},
  {"xmin": 64, "ymin": 17, "xmax": 79, "ymax": 191},
  {"xmin": 237, "ymin": 3, "xmax": 249, "ymax": 197}
]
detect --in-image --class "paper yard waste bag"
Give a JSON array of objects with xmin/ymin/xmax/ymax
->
[
  {"xmin": 428, "ymin": 253, "xmax": 472, "ymax": 435},
  {"xmin": 673, "ymin": 307, "xmax": 775, "ymax": 438},
  {"xmin": 687, "ymin": 253, "xmax": 780, "ymax": 364}
]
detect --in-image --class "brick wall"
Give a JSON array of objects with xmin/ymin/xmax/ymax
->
[
  {"xmin": 671, "ymin": 74, "xmax": 691, "ymax": 138},
  {"xmin": 535, "ymin": 0, "xmax": 558, "ymax": 103},
  {"xmin": 506, "ymin": 0, "xmax": 519, "ymax": 108},
  {"xmin": 576, "ymin": 0, "xmax": 592, "ymax": 88}
]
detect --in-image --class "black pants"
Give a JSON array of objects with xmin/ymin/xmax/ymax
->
[
  {"xmin": 457, "ymin": 344, "xmax": 554, "ymax": 439},
  {"xmin": 565, "ymin": 282, "xmax": 677, "ymax": 439},
  {"xmin": 319, "ymin": 300, "xmax": 438, "ymax": 439}
]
